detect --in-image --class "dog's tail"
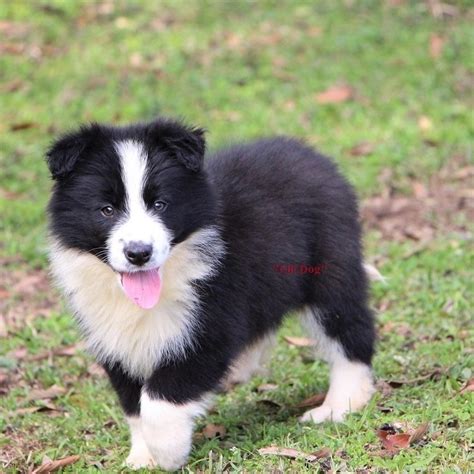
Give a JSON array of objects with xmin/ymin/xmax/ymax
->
[{"xmin": 364, "ymin": 263, "xmax": 385, "ymax": 283}]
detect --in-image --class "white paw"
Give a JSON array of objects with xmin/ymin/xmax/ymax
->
[
  {"xmin": 299, "ymin": 404, "xmax": 346, "ymax": 423},
  {"xmin": 125, "ymin": 446, "xmax": 156, "ymax": 470}
]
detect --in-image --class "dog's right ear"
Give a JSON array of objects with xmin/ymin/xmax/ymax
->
[{"xmin": 46, "ymin": 125, "xmax": 97, "ymax": 180}]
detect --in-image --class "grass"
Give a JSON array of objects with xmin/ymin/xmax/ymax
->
[{"xmin": 0, "ymin": 1, "xmax": 473, "ymax": 472}]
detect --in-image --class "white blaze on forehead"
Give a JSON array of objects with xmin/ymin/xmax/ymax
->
[
  {"xmin": 108, "ymin": 140, "xmax": 171, "ymax": 273},
  {"xmin": 115, "ymin": 140, "xmax": 148, "ymax": 214}
]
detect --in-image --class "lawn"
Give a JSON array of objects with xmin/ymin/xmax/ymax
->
[{"xmin": 0, "ymin": 0, "xmax": 473, "ymax": 472}]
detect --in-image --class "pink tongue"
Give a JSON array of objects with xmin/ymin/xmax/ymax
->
[{"xmin": 121, "ymin": 270, "xmax": 162, "ymax": 309}]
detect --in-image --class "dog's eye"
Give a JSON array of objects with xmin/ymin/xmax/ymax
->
[
  {"xmin": 153, "ymin": 200, "xmax": 167, "ymax": 212},
  {"xmin": 101, "ymin": 205, "xmax": 114, "ymax": 217}
]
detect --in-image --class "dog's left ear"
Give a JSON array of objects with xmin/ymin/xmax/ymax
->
[{"xmin": 148, "ymin": 120, "xmax": 206, "ymax": 172}]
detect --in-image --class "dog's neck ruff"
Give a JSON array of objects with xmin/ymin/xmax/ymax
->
[{"xmin": 49, "ymin": 226, "xmax": 225, "ymax": 380}]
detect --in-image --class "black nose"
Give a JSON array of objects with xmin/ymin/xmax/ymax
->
[{"xmin": 124, "ymin": 242, "xmax": 153, "ymax": 266}]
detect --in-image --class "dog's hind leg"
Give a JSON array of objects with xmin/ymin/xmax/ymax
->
[
  {"xmin": 224, "ymin": 333, "xmax": 276, "ymax": 387},
  {"xmin": 298, "ymin": 305, "xmax": 375, "ymax": 423}
]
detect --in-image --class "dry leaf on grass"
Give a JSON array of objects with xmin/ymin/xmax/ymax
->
[
  {"xmin": 14, "ymin": 403, "xmax": 63, "ymax": 416},
  {"xmin": 315, "ymin": 85, "xmax": 354, "ymax": 104},
  {"xmin": 430, "ymin": 34, "xmax": 445, "ymax": 59},
  {"xmin": 283, "ymin": 336, "xmax": 316, "ymax": 347},
  {"xmin": 376, "ymin": 422, "xmax": 429, "ymax": 454},
  {"xmin": 202, "ymin": 423, "xmax": 226, "ymax": 439},
  {"xmin": 27, "ymin": 384, "xmax": 66, "ymax": 402},
  {"xmin": 386, "ymin": 368, "xmax": 445, "ymax": 388},
  {"xmin": 32, "ymin": 455, "xmax": 80, "ymax": 473},
  {"xmin": 27, "ymin": 344, "xmax": 79, "ymax": 362},
  {"xmin": 349, "ymin": 142, "xmax": 375, "ymax": 157},
  {"xmin": 459, "ymin": 378, "xmax": 474, "ymax": 394},
  {"xmin": 295, "ymin": 392, "xmax": 326, "ymax": 408},
  {"xmin": 377, "ymin": 430, "xmax": 410, "ymax": 451},
  {"xmin": 10, "ymin": 122, "xmax": 38, "ymax": 132},
  {"xmin": 258, "ymin": 446, "xmax": 330, "ymax": 463},
  {"xmin": 256, "ymin": 383, "xmax": 278, "ymax": 392}
]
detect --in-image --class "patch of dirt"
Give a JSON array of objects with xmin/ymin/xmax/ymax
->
[
  {"xmin": 0, "ymin": 425, "xmax": 43, "ymax": 471},
  {"xmin": 362, "ymin": 156, "xmax": 474, "ymax": 243},
  {"xmin": 0, "ymin": 265, "xmax": 59, "ymax": 335}
]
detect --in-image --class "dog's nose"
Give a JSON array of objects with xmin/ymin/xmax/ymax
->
[{"xmin": 124, "ymin": 242, "xmax": 153, "ymax": 266}]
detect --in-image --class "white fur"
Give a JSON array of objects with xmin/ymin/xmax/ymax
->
[
  {"xmin": 226, "ymin": 333, "xmax": 276, "ymax": 385},
  {"xmin": 363, "ymin": 262, "xmax": 385, "ymax": 283},
  {"xmin": 48, "ymin": 226, "xmax": 224, "ymax": 379},
  {"xmin": 108, "ymin": 140, "xmax": 171, "ymax": 273},
  {"xmin": 299, "ymin": 307, "xmax": 375, "ymax": 423},
  {"xmin": 125, "ymin": 416, "xmax": 155, "ymax": 469},
  {"xmin": 139, "ymin": 391, "xmax": 210, "ymax": 471}
]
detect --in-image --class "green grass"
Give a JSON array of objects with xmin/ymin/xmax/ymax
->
[{"xmin": 0, "ymin": 1, "xmax": 473, "ymax": 472}]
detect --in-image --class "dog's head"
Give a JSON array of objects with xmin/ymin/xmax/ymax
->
[{"xmin": 46, "ymin": 118, "xmax": 217, "ymax": 308}]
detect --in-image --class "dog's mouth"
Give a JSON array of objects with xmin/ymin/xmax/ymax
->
[{"xmin": 119, "ymin": 269, "xmax": 162, "ymax": 310}]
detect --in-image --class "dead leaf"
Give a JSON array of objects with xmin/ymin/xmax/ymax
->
[
  {"xmin": 386, "ymin": 368, "xmax": 445, "ymax": 388},
  {"xmin": 453, "ymin": 166, "xmax": 474, "ymax": 180},
  {"xmin": 380, "ymin": 321, "xmax": 412, "ymax": 337},
  {"xmin": 430, "ymin": 34, "xmax": 445, "ymax": 59},
  {"xmin": 315, "ymin": 85, "xmax": 354, "ymax": 104},
  {"xmin": 460, "ymin": 378, "xmax": 474, "ymax": 394},
  {"xmin": 375, "ymin": 380, "xmax": 393, "ymax": 398},
  {"xmin": 14, "ymin": 403, "xmax": 62, "ymax": 416},
  {"xmin": 32, "ymin": 455, "xmax": 80, "ymax": 473},
  {"xmin": 27, "ymin": 384, "xmax": 66, "ymax": 401},
  {"xmin": 258, "ymin": 446, "xmax": 321, "ymax": 463},
  {"xmin": 377, "ymin": 429, "xmax": 411, "ymax": 452},
  {"xmin": 409, "ymin": 422, "xmax": 429, "ymax": 444},
  {"xmin": 295, "ymin": 392, "xmax": 326, "ymax": 408},
  {"xmin": 349, "ymin": 142, "xmax": 375, "ymax": 157},
  {"xmin": 10, "ymin": 347, "xmax": 28, "ymax": 360},
  {"xmin": 257, "ymin": 383, "xmax": 278, "ymax": 392},
  {"xmin": 0, "ymin": 20, "xmax": 30, "ymax": 38},
  {"xmin": 10, "ymin": 122, "xmax": 37, "ymax": 132},
  {"xmin": 27, "ymin": 344, "xmax": 79, "ymax": 362},
  {"xmin": 283, "ymin": 336, "xmax": 316, "ymax": 347},
  {"xmin": 376, "ymin": 422, "xmax": 430, "ymax": 454},
  {"xmin": 412, "ymin": 181, "xmax": 428, "ymax": 199},
  {"xmin": 311, "ymin": 447, "xmax": 332, "ymax": 459},
  {"xmin": 202, "ymin": 423, "xmax": 226, "ymax": 439},
  {"xmin": 0, "ymin": 78, "xmax": 26, "ymax": 93},
  {"xmin": 87, "ymin": 363, "xmax": 106, "ymax": 377}
]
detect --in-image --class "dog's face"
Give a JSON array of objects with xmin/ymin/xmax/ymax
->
[{"xmin": 47, "ymin": 119, "xmax": 216, "ymax": 308}]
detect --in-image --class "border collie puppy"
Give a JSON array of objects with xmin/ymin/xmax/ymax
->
[{"xmin": 46, "ymin": 118, "xmax": 376, "ymax": 471}]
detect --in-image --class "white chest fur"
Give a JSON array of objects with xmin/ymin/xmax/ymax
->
[{"xmin": 49, "ymin": 227, "xmax": 224, "ymax": 380}]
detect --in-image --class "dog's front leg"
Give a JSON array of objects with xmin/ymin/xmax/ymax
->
[
  {"xmin": 103, "ymin": 363, "xmax": 154, "ymax": 469},
  {"xmin": 139, "ymin": 347, "xmax": 230, "ymax": 471},
  {"xmin": 140, "ymin": 391, "xmax": 209, "ymax": 471}
]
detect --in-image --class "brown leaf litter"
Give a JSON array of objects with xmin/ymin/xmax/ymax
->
[
  {"xmin": 32, "ymin": 454, "xmax": 80, "ymax": 473},
  {"xmin": 375, "ymin": 422, "xmax": 430, "ymax": 456},
  {"xmin": 295, "ymin": 392, "xmax": 327, "ymax": 409},
  {"xmin": 315, "ymin": 84, "xmax": 354, "ymax": 104},
  {"xmin": 0, "ymin": 266, "xmax": 59, "ymax": 335},
  {"xmin": 258, "ymin": 446, "xmax": 331, "ymax": 463},
  {"xmin": 361, "ymin": 157, "xmax": 474, "ymax": 244}
]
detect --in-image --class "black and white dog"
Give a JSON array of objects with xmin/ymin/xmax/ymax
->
[{"xmin": 46, "ymin": 118, "xmax": 378, "ymax": 471}]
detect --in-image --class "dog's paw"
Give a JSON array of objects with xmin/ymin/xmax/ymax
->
[
  {"xmin": 124, "ymin": 446, "xmax": 156, "ymax": 470},
  {"xmin": 299, "ymin": 404, "xmax": 346, "ymax": 423}
]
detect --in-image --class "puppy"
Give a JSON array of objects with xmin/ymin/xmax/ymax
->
[{"xmin": 46, "ymin": 118, "xmax": 376, "ymax": 470}]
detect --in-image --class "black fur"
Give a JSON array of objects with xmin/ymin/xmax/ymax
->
[{"xmin": 47, "ymin": 118, "xmax": 375, "ymax": 413}]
